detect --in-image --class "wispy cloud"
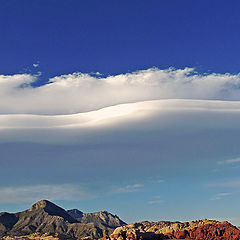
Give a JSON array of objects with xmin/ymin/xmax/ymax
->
[
  {"xmin": 210, "ymin": 192, "xmax": 232, "ymax": 201},
  {"xmin": 115, "ymin": 184, "xmax": 143, "ymax": 193},
  {"xmin": 209, "ymin": 179, "xmax": 240, "ymax": 188},
  {"xmin": 214, "ymin": 157, "xmax": 240, "ymax": 173},
  {"xmin": 148, "ymin": 196, "xmax": 164, "ymax": 204},
  {"xmin": 218, "ymin": 157, "xmax": 240, "ymax": 165},
  {"xmin": 152, "ymin": 179, "xmax": 164, "ymax": 184},
  {"xmin": 221, "ymin": 180, "xmax": 240, "ymax": 188},
  {"xmin": 148, "ymin": 200, "xmax": 164, "ymax": 204},
  {"xmin": 0, "ymin": 185, "xmax": 94, "ymax": 203}
]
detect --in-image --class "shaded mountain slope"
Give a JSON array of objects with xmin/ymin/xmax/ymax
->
[
  {"xmin": 67, "ymin": 209, "xmax": 83, "ymax": 220},
  {"xmin": 0, "ymin": 212, "xmax": 18, "ymax": 234}
]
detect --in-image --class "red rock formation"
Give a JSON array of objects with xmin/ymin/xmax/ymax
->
[
  {"xmin": 171, "ymin": 222, "xmax": 240, "ymax": 240},
  {"xmin": 100, "ymin": 220, "xmax": 240, "ymax": 240}
]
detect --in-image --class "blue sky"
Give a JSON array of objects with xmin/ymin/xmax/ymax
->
[
  {"xmin": 1, "ymin": 0, "xmax": 240, "ymax": 226},
  {"xmin": 1, "ymin": 0, "xmax": 240, "ymax": 78}
]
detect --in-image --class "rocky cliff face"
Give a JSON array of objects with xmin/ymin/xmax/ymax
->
[
  {"xmin": 100, "ymin": 219, "xmax": 240, "ymax": 240},
  {"xmin": 0, "ymin": 200, "xmax": 126, "ymax": 240}
]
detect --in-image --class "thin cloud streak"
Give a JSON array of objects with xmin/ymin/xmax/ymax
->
[
  {"xmin": 0, "ymin": 185, "xmax": 94, "ymax": 203},
  {"xmin": 148, "ymin": 200, "xmax": 164, "ymax": 204},
  {"xmin": 210, "ymin": 192, "xmax": 232, "ymax": 201},
  {"xmin": 115, "ymin": 184, "xmax": 143, "ymax": 193},
  {"xmin": 148, "ymin": 196, "xmax": 164, "ymax": 204},
  {"xmin": 218, "ymin": 157, "xmax": 240, "ymax": 165},
  {"xmin": 218, "ymin": 180, "xmax": 240, "ymax": 188},
  {"xmin": 0, "ymin": 183, "xmax": 147, "ymax": 204}
]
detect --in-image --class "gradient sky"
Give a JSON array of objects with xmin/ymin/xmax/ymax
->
[{"xmin": 1, "ymin": 0, "xmax": 240, "ymax": 226}]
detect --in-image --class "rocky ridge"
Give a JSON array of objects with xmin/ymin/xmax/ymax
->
[
  {"xmin": 67, "ymin": 210, "xmax": 125, "ymax": 229},
  {"xmin": 100, "ymin": 219, "xmax": 240, "ymax": 240}
]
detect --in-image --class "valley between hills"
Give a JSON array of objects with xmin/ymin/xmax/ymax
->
[{"xmin": 1, "ymin": 200, "xmax": 240, "ymax": 240}]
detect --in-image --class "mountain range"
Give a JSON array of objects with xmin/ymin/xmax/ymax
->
[
  {"xmin": 1, "ymin": 200, "xmax": 240, "ymax": 240},
  {"xmin": 0, "ymin": 200, "xmax": 125, "ymax": 240}
]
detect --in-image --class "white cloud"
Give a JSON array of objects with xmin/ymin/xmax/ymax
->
[
  {"xmin": 0, "ymin": 184, "xmax": 94, "ymax": 203},
  {"xmin": 148, "ymin": 196, "xmax": 164, "ymax": 204},
  {"xmin": 33, "ymin": 63, "xmax": 39, "ymax": 68},
  {"xmin": 1, "ymin": 67, "xmax": 240, "ymax": 146},
  {"xmin": 148, "ymin": 200, "xmax": 164, "ymax": 204},
  {"xmin": 210, "ymin": 192, "xmax": 232, "ymax": 201},
  {"xmin": 1, "ymin": 68, "xmax": 240, "ymax": 115},
  {"xmin": 0, "ymin": 98, "xmax": 240, "ymax": 144},
  {"xmin": 115, "ymin": 184, "xmax": 143, "ymax": 193},
  {"xmin": 218, "ymin": 157, "xmax": 240, "ymax": 165}
]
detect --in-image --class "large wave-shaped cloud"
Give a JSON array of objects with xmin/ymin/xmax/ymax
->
[{"xmin": 1, "ymin": 67, "xmax": 240, "ymax": 146}]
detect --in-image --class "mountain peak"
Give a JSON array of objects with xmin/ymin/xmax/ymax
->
[
  {"xmin": 29, "ymin": 200, "xmax": 55, "ymax": 211},
  {"xmin": 29, "ymin": 200, "xmax": 77, "ymax": 223}
]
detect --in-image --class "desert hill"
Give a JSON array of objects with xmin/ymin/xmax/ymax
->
[{"xmin": 0, "ymin": 200, "xmax": 126, "ymax": 240}]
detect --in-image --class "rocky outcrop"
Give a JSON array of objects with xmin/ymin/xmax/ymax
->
[
  {"xmin": 0, "ymin": 200, "xmax": 125, "ymax": 240},
  {"xmin": 100, "ymin": 219, "xmax": 240, "ymax": 240}
]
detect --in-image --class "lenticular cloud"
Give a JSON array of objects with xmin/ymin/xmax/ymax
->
[{"xmin": 1, "ymin": 67, "xmax": 240, "ymax": 115}]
